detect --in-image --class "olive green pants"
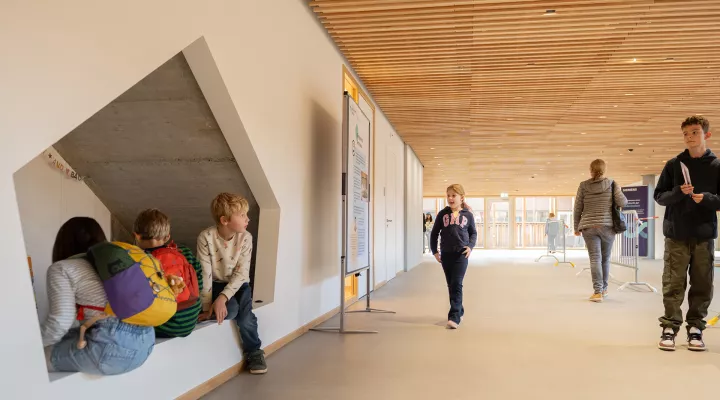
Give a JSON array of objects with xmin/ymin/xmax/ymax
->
[{"xmin": 659, "ymin": 238, "xmax": 715, "ymax": 333}]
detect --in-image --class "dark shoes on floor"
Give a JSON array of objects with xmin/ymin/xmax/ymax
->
[{"xmin": 246, "ymin": 349, "xmax": 268, "ymax": 374}]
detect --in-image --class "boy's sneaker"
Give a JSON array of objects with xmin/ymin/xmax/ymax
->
[
  {"xmin": 446, "ymin": 320, "xmax": 459, "ymax": 329},
  {"xmin": 687, "ymin": 327, "xmax": 707, "ymax": 352},
  {"xmin": 658, "ymin": 328, "xmax": 676, "ymax": 351},
  {"xmin": 589, "ymin": 293, "xmax": 603, "ymax": 302},
  {"xmin": 602, "ymin": 290, "xmax": 609, "ymax": 298},
  {"xmin": 246, "ymin": 350, "xmax": 268, "ymax": 374}
]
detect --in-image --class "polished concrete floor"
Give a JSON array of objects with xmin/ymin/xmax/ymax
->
[{"xmin": 203, "ymin": 250, "xmax": 720, "ymax": 400}]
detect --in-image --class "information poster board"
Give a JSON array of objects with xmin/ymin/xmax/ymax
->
[
  {"xmin": 622, "ymin": 185, "xmax": 649, "ymax": 256},
  {"xmin": 343, "ymin": 94, "xmax": 371, "ymax": 275}
]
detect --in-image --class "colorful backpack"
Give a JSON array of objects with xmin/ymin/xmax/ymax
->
[
  {"xmin": 87, "ymin": 241, "xmax": 177, "ymax": 326},
  {"xmin": 151, "ymin": 241, "xmax": 199, "ymax": 311}
]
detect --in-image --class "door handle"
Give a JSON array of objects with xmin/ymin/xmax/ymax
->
[{"xmin": 386, "ymin": 219, "xmax": 393, "ymax": 223}]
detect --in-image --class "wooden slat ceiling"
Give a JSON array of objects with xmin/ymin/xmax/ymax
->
[{"xmin": 310, "ymin": 0, "xmax": 720, "ymax": 197}]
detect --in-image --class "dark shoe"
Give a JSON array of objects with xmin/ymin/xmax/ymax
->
[
  {"xmin": 246, "ymin": 350, "xmax": 268, "ymax": 374},
  {"xmin": 687, "ymin": 327, "xmax": 707, "ymax": 352},
  {"xmin": 658, "ymin": 328, "xmax": 676, "ymax": 351}
]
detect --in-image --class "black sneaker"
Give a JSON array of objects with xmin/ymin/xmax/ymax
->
[
  {"xmin": 687, "ymin": 327, "xmax": 707, "ymax": 352},
  {"xmin": 246, "ymin": 350, "xmax": 268, "ymax": 374},
  {"xmin": 658, "ymin": 328, "xmax": 676, "ymax": 351}
]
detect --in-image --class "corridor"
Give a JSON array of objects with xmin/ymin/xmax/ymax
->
[{"xmin": 204, "ymin": 251, "xmax": 720, "ymax": 400}]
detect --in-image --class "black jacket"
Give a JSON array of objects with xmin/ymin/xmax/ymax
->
[
  {"xmin": 654, "ymin": 149, "xmax": 720, "ymax": 240},
  {"xmin": 430, "ymin": 206, "xmax": 477, "ymax": 254}
]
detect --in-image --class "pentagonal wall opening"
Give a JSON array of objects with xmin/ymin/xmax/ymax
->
[{"xmin": 13, "ymin": 45, "xmax": 279, "ymax": 380}]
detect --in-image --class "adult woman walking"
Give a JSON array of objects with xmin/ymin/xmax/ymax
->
[
  {"xmin": 423, "ymin": 214, "xmax": 433, "ymax": 253},
  {"xmin": 573, "ymin": 159, "xmax": 628, "ymax": 302}
]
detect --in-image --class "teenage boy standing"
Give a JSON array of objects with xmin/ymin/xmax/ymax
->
[{"xmin": 655, "ymin": 116, "xmax": 719, "ymax": 351}]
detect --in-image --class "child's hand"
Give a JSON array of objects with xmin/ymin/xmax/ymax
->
[
  {"xmin": 462, "ymin": 246, "xmax": 472, "ymax": 259},
  {"xmin": 681, "ymin": 184, "xmax": 694, "ymax": 195},
  {"xmin": 692, "ymin": 193, "xmax": 704, "ymax": 204},
  {"xmin": 434, "ymin": 253, "xmax": 441, "ymax": 264},
  {"xmin": 198, "ymin": 310, "xmax": 212, "ymax": 322},
  {"xmin": 213, "ymin": 295, "xmax": 228, "ymax": 324}
]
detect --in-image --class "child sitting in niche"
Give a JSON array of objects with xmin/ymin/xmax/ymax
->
[
  {"xmin": 197, "ymin": 193, "xmax": 267, "ymax": 374},
  {"xmin": 40, "ymin": 217, "xmax": 155, "ymax": 375},
  {"xmin": 133, "ymin": 208, "xmax": 203, "ymax": 338}
]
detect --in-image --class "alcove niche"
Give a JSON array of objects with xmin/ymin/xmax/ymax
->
[{"xmin": 12, "ymin": 38, "xmax": 280, "ymax": 380}]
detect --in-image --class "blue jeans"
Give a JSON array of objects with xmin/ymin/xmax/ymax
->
[
  {"xmin": 212, "ymin": 282, "xmax": 262, "ymax": 353},
  {"xmin": 50, "ymin": 318, "xmax": 154, "ymax": 375},
  {"xmin": 441, "ymin": 251, "xmax": 468, "ymax": 324},
  {"xmin": 582, "ymin": 226, "xmax": 616, "ymax": 293}
]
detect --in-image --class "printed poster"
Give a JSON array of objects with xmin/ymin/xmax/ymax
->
[
  {"xmin": 622, "ymin": 185, "xmax": 649, "ymax": 257},
  {"xmin": 346, "ymin": 97, "xmax": 371, "ymax": 275}
]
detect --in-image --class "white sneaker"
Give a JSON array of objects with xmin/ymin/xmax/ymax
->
[
  {"xmin": 688, "ymin": 327, "xmax": 707, "ymax": 351},
  {"xmin": 658, "ymin": 328, "xmax": 675, "ymax": 351},
  {"xmin": 446, "ymin": 320, "xmax": 459, "ymax": 329}
]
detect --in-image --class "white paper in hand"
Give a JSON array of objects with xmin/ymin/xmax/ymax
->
[{"xmin": 680, "ymin": 161, "xmax": 692, "ymax": 186}]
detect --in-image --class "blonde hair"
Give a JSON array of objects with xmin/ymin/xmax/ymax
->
[
  {"xmin": 211, "ymin": 192, "xmax": 249, "ymax": 224},
  {"xmin": 133, "ymin": 209, "xmax": 171, "ymax": 240},
  {"xmin": 446, "ymin": 184, "xmax": 469, "ymax": 209},
  {"xmin": 590, "ymin": 159, "xmax": 606, "ymax": 180},
  {"xmin": 549, "ymin": 212, "xmax": 556, "ymax": 218}
]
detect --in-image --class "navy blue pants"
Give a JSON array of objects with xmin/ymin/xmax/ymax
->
[
  {"xmin": 441, "ymin": 251, "xmax": 468, "ymax": 324},
  {"xmin": 212, "ymin": 282, "xmax": 262, "ymax": 353}
]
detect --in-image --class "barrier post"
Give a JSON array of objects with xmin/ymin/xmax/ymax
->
[{"xmin": 615, "ymin": 210, "xmax": 657, "ymax": 292}]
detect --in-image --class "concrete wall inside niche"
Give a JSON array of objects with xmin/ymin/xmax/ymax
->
[{"xmin": 52, "ymin": 44, "xmax": 279, "ymax": 305}]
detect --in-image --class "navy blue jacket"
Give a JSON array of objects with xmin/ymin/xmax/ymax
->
[
  {"xmin": 655, "ymin": 149, "xmax": 720, "ymax": 240},
  {"xmin": 430, "ymin": 206, "xmax": 477, "ymax": 254}
]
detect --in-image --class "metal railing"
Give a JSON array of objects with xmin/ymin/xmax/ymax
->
[{"xmin": 612, "ymin": 210, "xmax": 657, "ymax": 292}]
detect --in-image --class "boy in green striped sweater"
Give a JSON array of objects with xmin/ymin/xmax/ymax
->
[{"xmin": 134, "ymin": 209, "xmax": 203, "ymax": 338}]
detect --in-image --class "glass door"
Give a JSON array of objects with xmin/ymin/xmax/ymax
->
[{"xmin": 486, "ymin": 199, "xmax": 510, "ymax": 249}]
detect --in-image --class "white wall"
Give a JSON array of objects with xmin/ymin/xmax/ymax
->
[
  {"xmin": 405, "ymin": 145, "xmax": 424, "ymax": 271},
  {"xmin": 13, "ymin": 148, "xmax": 112, "ymax": 324},
  {"xmin": 372, "ymin": 111, "xmax": 406, "ymax": 284},
  {"xmin": 0, "ymin": 1, "xmax": 409, "ymax": 398}
]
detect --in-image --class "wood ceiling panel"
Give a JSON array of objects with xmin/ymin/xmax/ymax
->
[{"xmin": 310, "ymin": 0, "xmax": 720, "ymax": 196}]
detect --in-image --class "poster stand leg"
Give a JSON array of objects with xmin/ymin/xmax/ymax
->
[
  {"xmin": 346, "ymin": 271, "xmax": 396, "ymax": 315},
  {"xmin": 310, "ymin": 264, "xmax": 379, "ymax": 334}
]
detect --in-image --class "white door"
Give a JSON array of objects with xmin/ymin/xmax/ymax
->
[{"xmin": 385, "ymin": 148, "xmax": 397, "ymax": 281}]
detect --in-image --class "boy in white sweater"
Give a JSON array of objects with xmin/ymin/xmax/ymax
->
[{"xmin": 197, "ymin": 192, "xmax": 266, "ymax": 374}]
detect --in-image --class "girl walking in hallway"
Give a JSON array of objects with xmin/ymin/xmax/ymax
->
[
  {"xmin": 430, "ymin": 184, "xmax": 478, "ymax": 329},
  {"xmin": 573, "ymin": 159, "xmax": 628, "ymax": 302}
]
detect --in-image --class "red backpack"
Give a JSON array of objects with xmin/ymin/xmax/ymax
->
[{"xmin": 151, "ymin": 242, "xmax": 199, "ymax": 311}]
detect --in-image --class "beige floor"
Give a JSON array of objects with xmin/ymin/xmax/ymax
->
[{"xmin": 203, "ymin": 250, "xmax": 720, "ymax": 400}]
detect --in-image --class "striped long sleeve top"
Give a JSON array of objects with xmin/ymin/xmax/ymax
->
[
  {"xmin": 573, "ymin": 177, "xmax": 628, "ymax": 232},
  {"xmin": 40, "ymin": 257, "xmax": 107, "ymax": 347}
]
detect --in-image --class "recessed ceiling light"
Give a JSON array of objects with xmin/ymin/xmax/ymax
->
[
  {"xmin": 430, "ymin": 147, "xmax": 435, "ymax": 149},
  {"xmin": 599, "ymin": 116, "xmax": 606, "ymax": 119},
  {"xmin": 613, "ymin": 105, "xmax": 618, "ymax": 108},
  {"xmin": 437, "ymin": 164, "xmax": 441, "ymax": 166},
  {"xmin": 662, "ymin": 160, "xmax": 666, "ymax": 163},
  {"xmin": 581, "ymin": 132, "xmax": 587, "ymax": 135},
  {"xmin": 567, "ymin": 145, "xmax": 572, "ymax": 147},
  {"xmin": 625, "ymin": 93, "xmax": 634, "ymax": 96},
  {"xmin": 506, "ymin": 118, "xmax": 514, "ymax": 121},
  {"xmin": 632, "ymin": 58, "xmax": 637, "ymax": 62},
  {"xmin": 444, "ymin": 180, "xmax": 448, "ymax": 182},
  {"xmin": 638, "ymin": 143, "xmax": 643, "ymax": 146}
]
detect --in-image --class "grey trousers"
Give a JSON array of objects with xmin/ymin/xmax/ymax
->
[{"xmin": 582, "ymin": 226, "xmax": 616, "ymax": 293}]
